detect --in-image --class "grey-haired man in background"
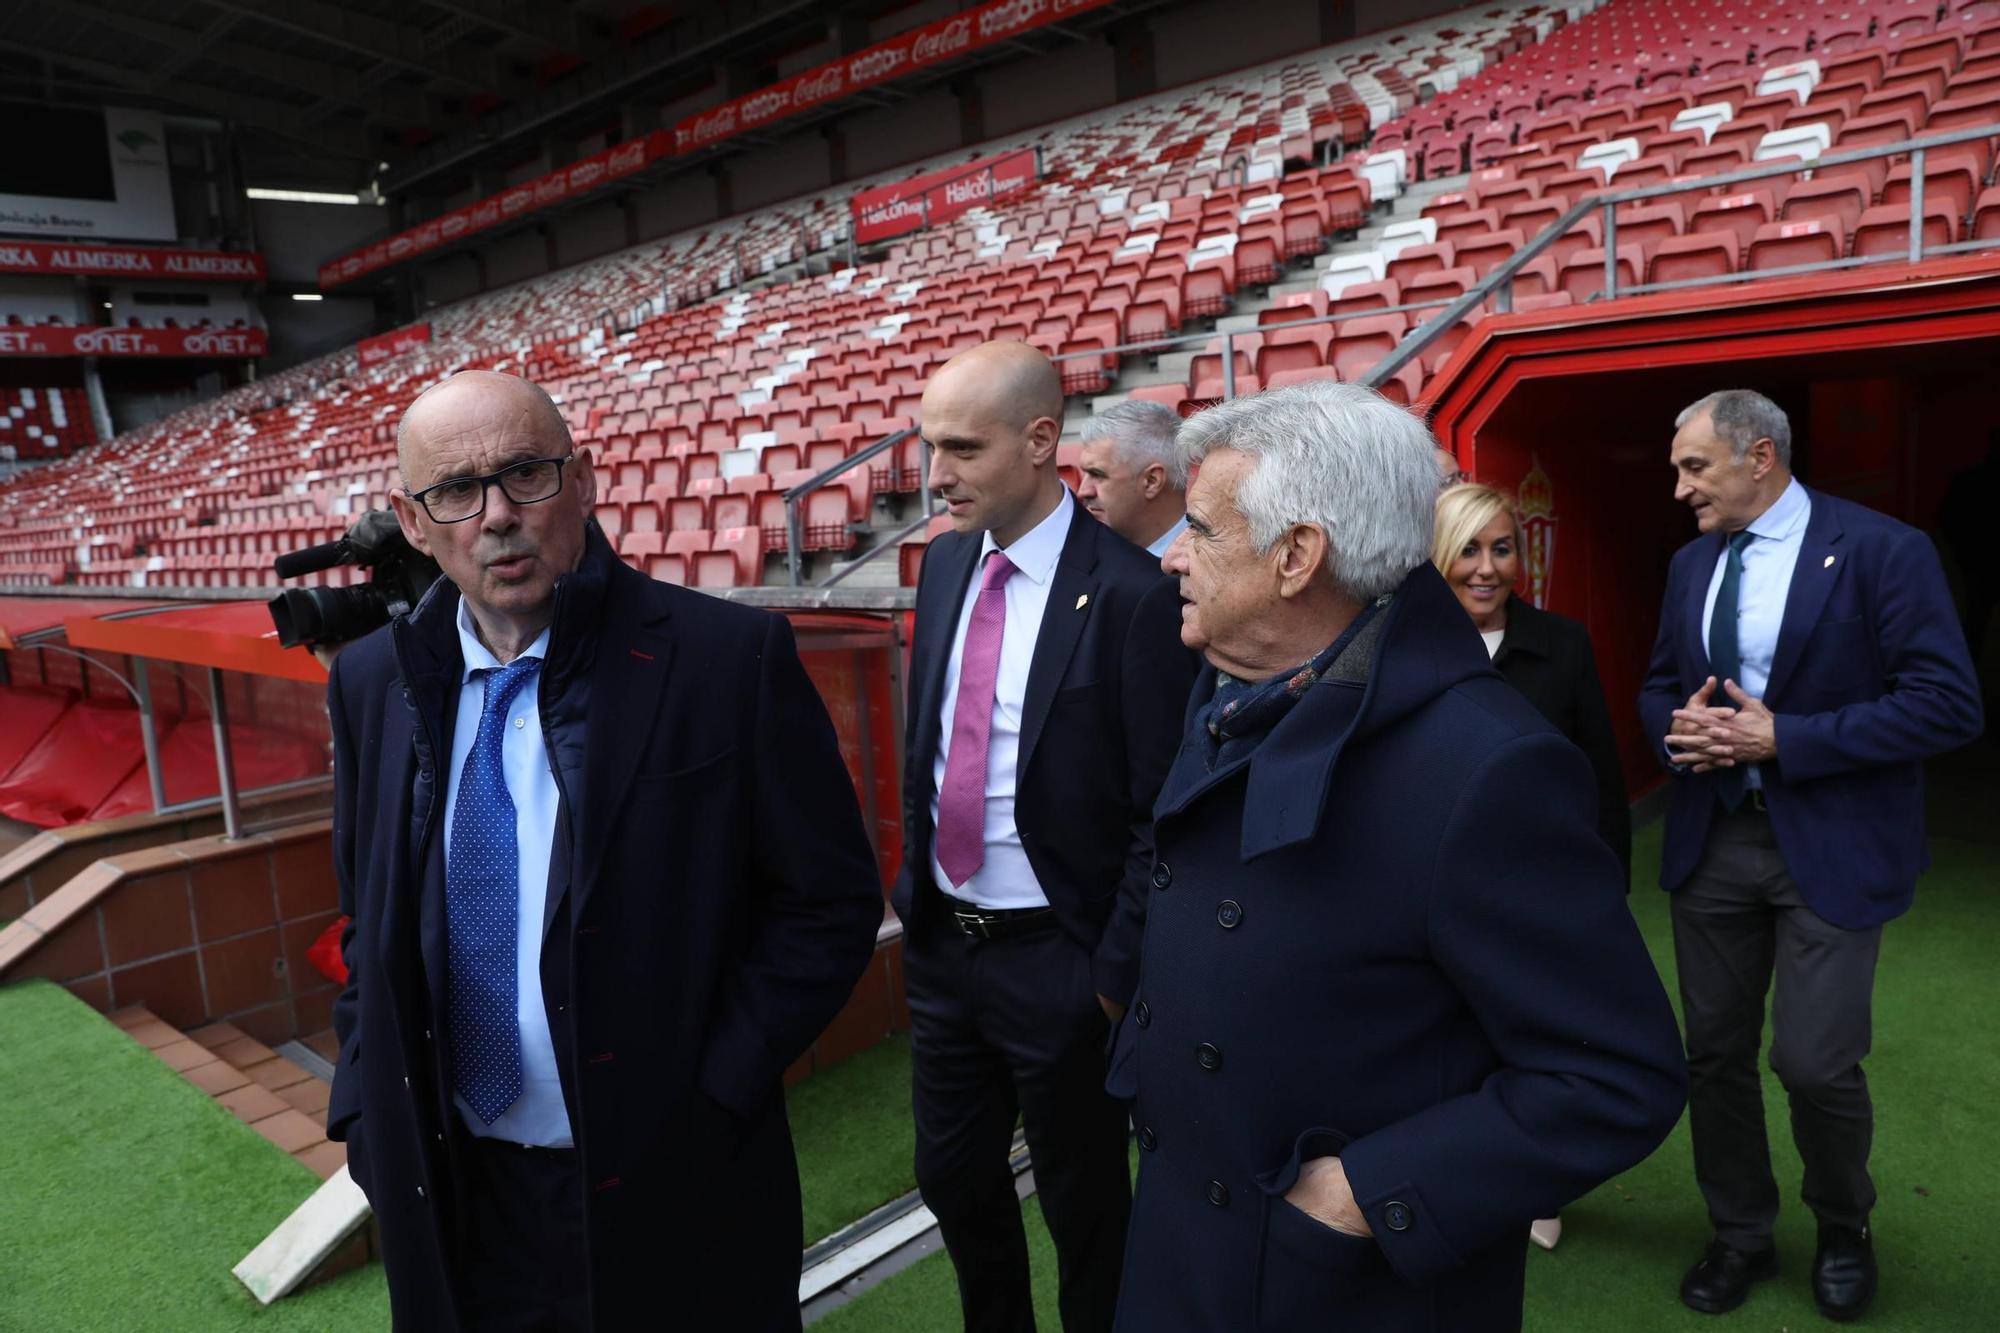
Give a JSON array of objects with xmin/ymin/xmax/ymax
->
[{"xmin": 1076, "ymin": 399, "xmax": 1188, "ymax": 557}]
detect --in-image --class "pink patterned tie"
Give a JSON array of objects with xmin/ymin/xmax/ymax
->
[{"xmin": 935, "ymin": 550, "xmax": 1016, "ymax": 888}]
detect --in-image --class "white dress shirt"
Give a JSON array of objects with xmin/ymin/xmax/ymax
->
[
  {"xmin": 929, "ymin": 493, "xmax": 1073, "ymax": 909},
  {"xmin": 1700, "ymin": 477, "xmax": 1811, "ymax": 791},
  {"xmin": 443, "ymin": 598, "xmax": 572, "ymax": 1147},
  {"xmin": 1147, "ymin": 514, "xmax": 1189, "ymax": 559}
]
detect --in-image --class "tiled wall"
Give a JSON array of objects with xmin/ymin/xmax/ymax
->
[
  {"xmin": 4, "ymin": 816, "xmax": 911, "ymax": 1082},
  {"xmin": 0, "ymin": 820, "xmax": 344, "ymax": 1045}
]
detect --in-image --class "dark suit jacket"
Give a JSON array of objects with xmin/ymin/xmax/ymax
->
[
  {"xmin": 1638, "ymin": 486, "xmax": 1983, "ymax": 927},
  {"xmin": 890, "ymin": 494, "xmax": 1195, "ymax": 1004},
  {"xmin": 326, "ymin": 525, "xmax": 882, "ymax": 1331},
  {"xmin": 1492, "ymin": 595, "xmax": 1632, "ymax": 881},
  {"xmin": 1108, "ymin": 564, "xmax": 1686, "ymax": 1332}
]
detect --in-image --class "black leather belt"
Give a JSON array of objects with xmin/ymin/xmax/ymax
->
[{"xmin": 941, "ymin": 894, "xmax": 1058, "ymax": 940}]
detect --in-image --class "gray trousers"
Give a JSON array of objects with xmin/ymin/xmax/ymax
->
[{"xmin": 1670, "ymin": 808, "xmax": 1882, "ymax": 1250}]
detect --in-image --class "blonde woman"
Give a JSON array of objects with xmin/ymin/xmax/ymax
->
[{"xmin": 1433, "ymin": 484, "xmax": 1630, "ymax": 878}]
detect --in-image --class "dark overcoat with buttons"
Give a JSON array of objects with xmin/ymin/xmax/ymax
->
[
  {"xmin": 1107, "ymin": 564, "xmax": 1688, "ymax": 1332},
  {"xmin": 324, "ymin": 524, "xmax": 883, "ymax": 1330}
]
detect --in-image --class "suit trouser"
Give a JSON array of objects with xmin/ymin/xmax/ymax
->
[
  {"xmin": 1670, "ymin": 807, "xmax": 1882, "ymax": 1251},
  {"xmin": 451, "ymin": 1134, "xmax": 591, "ymax": 1332},
  {"xmin": 906, "ymin": 906, "xmax": 1132, "ymax": 1333}
]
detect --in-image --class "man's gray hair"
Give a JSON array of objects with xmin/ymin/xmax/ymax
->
[
  {"xmin": 1179, "ymin": 380, "xmax": 1438, "ymax": 603},
  {"xmin": 1088, "ymin": 399, "xmax": 1188, "ymax": 489},
  {"xmin": 1676, "ymin": 389, "xmax": 1792, "ymax": 467}
]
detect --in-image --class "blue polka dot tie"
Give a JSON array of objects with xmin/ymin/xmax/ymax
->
[{"xmin": 447, "ymin": 655, "xmax": 542, "ymax": 1126}]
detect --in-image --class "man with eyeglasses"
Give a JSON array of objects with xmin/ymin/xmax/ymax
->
[{"xmin": 324, "ymin": 370, "xmax": 884, "ymax": 1330}]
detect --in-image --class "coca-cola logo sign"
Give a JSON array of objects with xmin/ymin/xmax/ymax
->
[
  {"xmin": 502, "ymin": 187, "xmax": 533, "ymax": 215},
  {"xmin": 691, "ymin": 105, "xmax": 737, "ymax": 144},
  {"xmin": 568, "ymin": 159, "xmax": 604, "ymax": 190},
  {"xmin": 914, "ymin": 17, "xmax": 973, "ymax": 62},
  {"xmin": 608, "ymin": 140, "xmax": 647, "ymax": 173},
  {"xmin": 794, "ymin": 67, "xmax": 844, "ymax": 104},
  {"xmin": 471, "ymin": 199, "xmax": 500, "ymax": 226},
  {"xmin": 532, "ymin": 176, "xmax": 566, "ymax": 205}
]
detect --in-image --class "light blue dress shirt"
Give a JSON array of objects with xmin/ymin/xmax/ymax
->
[
  {"xmin": 443, "ymin": 598, "xmax": 572, "ymax": 1147},
  {"xmin": 1700, "ymin": 478, "xmax": 1811, "ymax": 790},
  {"xmin": 1147, "ymin": 514, "xmax": 1189, "ymax": 559}
]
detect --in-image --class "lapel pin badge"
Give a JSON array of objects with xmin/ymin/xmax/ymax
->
[
  {"xmin": 1823, "ymin": 555, "xmax": 1836, "ymax": 568},
  {"xmin": 1075, "ymin": 594, "xmax": 1090, "ymax": 611}
]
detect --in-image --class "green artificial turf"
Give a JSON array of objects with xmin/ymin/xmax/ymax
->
[
  {"xmin": 0, "ymin": 979, "xmax": 389, "ymax": 1332},
  {"xmin": 812, "ymin": 817, "xmax": 2000, "ymax": 1331},
  {"xmin": 791, "ymin": 1033, "xmax": 919, "ymax": 1245}
]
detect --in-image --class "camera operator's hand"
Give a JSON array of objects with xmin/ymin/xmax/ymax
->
[{"xmin": 310, "ymin": 643, "xmax": 349, "ymax": 674}]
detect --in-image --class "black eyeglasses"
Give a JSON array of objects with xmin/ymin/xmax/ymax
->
[{"xmin": 405, "ymin": 452, "xmax": 575, "ymax": 523}]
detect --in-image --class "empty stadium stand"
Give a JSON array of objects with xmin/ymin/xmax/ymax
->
[{"xmin": 2, "ymin": 0, "xmax": 1997, "ymax": 599}]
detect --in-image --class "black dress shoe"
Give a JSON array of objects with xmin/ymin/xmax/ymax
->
[
  {"xmin": 1813, "ymin": 1224, "xmax": 1877, "ymax": 1322},
  {"xmin": 1681, "ymin": 1238, "xmax": 1778, "ymax": 1314}
]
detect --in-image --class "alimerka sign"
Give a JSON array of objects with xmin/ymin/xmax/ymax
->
[
  {"xmin": 356, "ymin": 322, "xmax": 432, "ymax": 366},
  {"xmin": 0, "ymin": 325, "xmax": 266, "ymax": 357},
  {"xmin": 852, "ymin": 147, "xmax": 1040, "ymax": 244},
  {"xmin": 675, "ymin": 0, "xmax": 1118, "ymax": 153},
  {"xmin": 0, "ymin": 241, "xmax": 265, "ymax": 280}
]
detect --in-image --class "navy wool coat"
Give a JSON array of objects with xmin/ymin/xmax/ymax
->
[
  {"xmin": 325, "ymin": 524, "xmax": 883, "ymax": 1330},
  {"xmin": 1109, "ymin": 563, "xmax": 1688, "ymax": 1333}
]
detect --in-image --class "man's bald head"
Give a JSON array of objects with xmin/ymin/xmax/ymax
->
[
  {"xmin": 920, "ymin": 340, "xmax": 1069, "ymax": 548},
  {"xmin": 923, "ymin": 340, "xmax": 1065, "ymax": 437},
  {"xmin": 387, "ymin": 368, "xmax": 594, "ymax": 662},
  {"xmin": 397, "ymin": 370, "xmax": 572, "ymax": 486}
]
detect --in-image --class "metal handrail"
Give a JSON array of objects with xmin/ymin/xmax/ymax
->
[
  {"xmin": 1363, "ymin": 119, "xmax": 2000, "ymax": 389},
  {"xmin": 782, "ymin": 426, "xmax": 920, "ymax": 586}
]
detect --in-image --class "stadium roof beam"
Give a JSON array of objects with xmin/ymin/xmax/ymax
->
[
  {"xmin": 200, "ymin": 0, "xmax": 500, "ymax": 96},
  {"xmin": 418, "ymin": 0, "xmax": 590, "ymax": 53},
  {"xmin": 0, "ymin": 38, "xmax": 375, "ymax": 162},
  {"xmin": 377, "ymin": 0, "xmax": 834, "ymax": 197},
  {"xmin": 62, "ymin": 1, "xmax": 430, "ymax": 126}
]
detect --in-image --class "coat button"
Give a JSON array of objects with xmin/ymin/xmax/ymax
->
[
  {"xmin": 1134, "ymin": 1001, "xmax": 1151, "ymax": 1028},
  {"xmin": 1196, "ymin": 1042, "xmax": 1222, "ymax": 1071},
  {"xmin": 403, "ymin": 1076, "xmax": 411, "ymax": 1090},
  {"xmin": 416, "ymin": 1185, "xmax": 426, "ymax": 1199},
  {"xmin": 1138, "ymin": 1126, "xmax": 1158, "ymax": 1152},
  {"xmin": 1151, "ymin": 862, "xmax": 1172, "ymax": 890},
  {"xmin": 1216, "ymin": 899, "xmax": 1242, "ymax": 929},
  {"xmin": 1207, "ymin": 1180, "xmax": 1230, "ymax": 1207},
  {"xmin": 1384, "ymin": 1200, "xmax": 1413, "ymax": 1232}
]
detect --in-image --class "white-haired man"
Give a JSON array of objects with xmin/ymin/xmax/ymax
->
[
  {"xmin": 1105, "ymin": 380, "xmax": 1688, "ymax": 1332},
  {"xmin": 1076, "ymin": 399, "xmax": 1188, "ymax": 556}
]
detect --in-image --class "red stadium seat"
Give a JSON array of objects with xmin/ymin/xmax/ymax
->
[
  {"xmin": 1557, "ymin": 246, "xmax": 1645, "ymax": 302},
  {"xmin": 1747, "ymin": 218, "xmax": 1848, "ymax": 270},
  {"xmin": 1850, "ymin": 203, "xmax": 1959, "ymax": 256},
  {"xmin": 1647, "ymin": 233, "xmax": 1739, "ymax": 286},
  {"xmin": 1329, "ymin": 314, "xmax": 1408, "ymax": 381}
]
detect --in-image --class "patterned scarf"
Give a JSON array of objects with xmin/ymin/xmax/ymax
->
[{"xmin": 1199, "ymin": 598, "xmax": 1385, "ymax": 770}]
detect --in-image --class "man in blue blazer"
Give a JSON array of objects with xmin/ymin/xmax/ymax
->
[
  {"xmin": 1640, "ymin": 389, "xmax": 1983, "ymax": 1321},
  {"xmin": 893, "ymin": 341, "xmax": 1193, "ymax": 1332}
]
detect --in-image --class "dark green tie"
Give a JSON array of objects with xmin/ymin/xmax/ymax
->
[{"xmin": 1708, "ymin": 530, "xmax": 1755, "ymax": 812}]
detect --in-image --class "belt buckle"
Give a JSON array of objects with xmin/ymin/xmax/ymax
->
[
  {"xmin": 953, "ymin": 908, "xmax": 994, "ymax": 940},
  {"xmin": 1748, "ymin": 788, "xmax": 1769, "ymax": 813}
]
